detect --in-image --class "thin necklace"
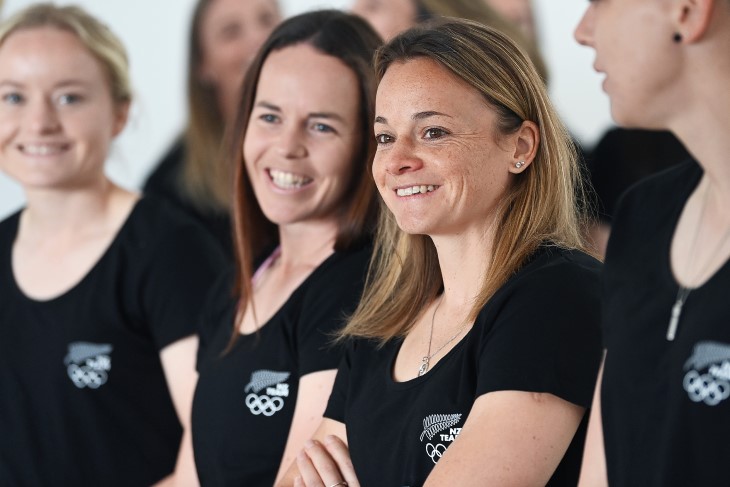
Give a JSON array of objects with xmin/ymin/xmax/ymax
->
[
  {"xmin": 418, "ymin": 296, "xmax": 471, "ymax": 377},
  {"xmin": 667, "ymin": 184, "xmax": 730, "ymax": 340}
]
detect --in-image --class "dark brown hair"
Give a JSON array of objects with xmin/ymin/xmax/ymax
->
[{"xmin": 226, "ymin": 10, "xmax": 382, "ymax": 348}]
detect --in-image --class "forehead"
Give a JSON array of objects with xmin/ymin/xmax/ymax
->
[
  {"xmin": 203, "ymin": 0, "xmax": 278, "ymax": 27},
  {"xmin": 254, "ymin": 43, "xmax": 360, "ymax": 113},
  {"xmin": 376, "ymin": 57, "xmax": 488, "ymax": 117},
  {"xmin": 0, "ymin": 27, "xmax": 106, "ymax": 84}
]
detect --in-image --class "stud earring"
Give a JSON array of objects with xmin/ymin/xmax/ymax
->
[
  {"xmin": 673, "ymin": 32, "xmax": 682, "ymax": 43},
  {"xmin": 515, "ymin": 161, "xmax": 525, "ymax": 169}
]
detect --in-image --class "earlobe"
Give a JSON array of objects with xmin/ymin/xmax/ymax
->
[{"xmin": 674, "ymin": 0, "xmax": 715, "ymax": 43}]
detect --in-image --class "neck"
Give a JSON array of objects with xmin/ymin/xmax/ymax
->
[
  {"xmin": 276, "ymin": 218, "xmax": 339, "ymax": 269},
  {"xmin": 430, "ymin": 222, "xmax": 495, "ymax": 309},
  {"xmin": 669, "ymin": 30, "xmax": 730, "ymax": 208},
  {"xmin": 20, "ymin": 179, "xmax": 128, "ymax": 237}
]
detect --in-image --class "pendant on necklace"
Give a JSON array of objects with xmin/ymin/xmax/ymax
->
[
  {"xmin": 418, "ymin": 356, "xmax": 429, "ymax": 377},
  {"xmin": 667, "ymin": 298, "xmax": 684, "ymax": 341}
]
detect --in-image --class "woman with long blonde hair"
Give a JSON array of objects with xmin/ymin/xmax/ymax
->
[{"xmin": 279, "ymin": 18, "xmax": 602, "ymax": 487}]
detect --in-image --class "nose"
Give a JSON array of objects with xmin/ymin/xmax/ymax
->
[
  {"xmin": 374, "ymin": 137, "xmax": 424, "ymax": 177},
  {"xmin": 574, "ymin": 5, "xmax": 595, "ymax": 47},
  {"xmin": 27, "ymin": 98, "xmax": 61, "ymax": 134},
  {"xmin": 276, "ymin": 123, "xmax": 307, "ymax": 159}
]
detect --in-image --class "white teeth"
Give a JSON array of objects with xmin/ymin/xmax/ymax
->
[
  {"xmin": 22, "ymin": 144, "xmax": 65, "ymax": 155},
  {"xmin": 396, "ymin": 185, "xmax": 438, "ymax": 197},
  {"xmin": 269, "ymin": 169, "xmax": 312, "ymax": 189}
]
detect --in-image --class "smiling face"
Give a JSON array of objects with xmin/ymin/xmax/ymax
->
[
  {"xmin": 574, "ymin": 0, "xmax": 680, "ymax": 128},
  {"xmin": 198, "ymin": 0, "xmax": 280, "ymax": 119},
  {"xmin": 373, "ymin": 57, "xmax": 516, "ymax": 237},
  {"xmin": 242, "ymin": 43, "xmax": 361, "ymax": 227},
  {"xmin": 0, "ymin": 27, "xmax": 127, "ymax": 191}
]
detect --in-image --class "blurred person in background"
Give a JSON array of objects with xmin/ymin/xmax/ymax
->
[
  {"xmin": 351, "ymin": 0, "xmax": 548, "ymax": 83},
  {"xmin": 0, "ymin": 4, "xmax": 225, "ymax": 486},
  {"xmin": 144, "ymin": 0, "xmax": 281, "ymax": 257}
]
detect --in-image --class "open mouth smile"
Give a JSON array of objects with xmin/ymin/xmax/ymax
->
[
  {"xmin": 396, "ymin": 184, "xmax": 439, "ymax": 197},
  {"xmin": 268, "ymin": 169, "xmax": 313, "ymax": 189}
]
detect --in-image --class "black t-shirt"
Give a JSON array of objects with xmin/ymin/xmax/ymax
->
[
  {"xmin": 324, "ymin": 247, "xmax": 603, "ymax": 487},
  {"xmin": 601, "ymin": 161, "xmax": 730, "ymax": 486},
  {"xmin": 586, "ymin": 127, "xmax": 690, "ymax": 222},
  {"xmin": 0, "ymin": 197, "xmax": 226, "ymax": 487},
  {"xmin": 144, "ymin": 138, "xmax": 234, "ymax": 258},
  {"xmin": 191, "ymin": 245, "xmax": 371, "ymax": 486}
]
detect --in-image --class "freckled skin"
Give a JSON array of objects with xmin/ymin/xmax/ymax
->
[{"xmin": 373, "ymin": 57, "xmax": 516, "ymax": 237}]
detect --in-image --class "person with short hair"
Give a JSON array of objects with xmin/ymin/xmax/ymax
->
[{"xmin": 575, "ymin": 1, "xmax": 730, "ymax": 485}]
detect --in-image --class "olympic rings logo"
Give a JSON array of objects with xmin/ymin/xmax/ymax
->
[
  {"xmin": 245, "ymin": 393, "xmax": 285, "ymax": 416},
  {"xmin": 425, "ymin": 443, "xmax": 447, "ymax": 464},
  {"xmin": 683, "ymin": 370, "xmax": 730, "ymax": 406},
  {"xmin": 67, "ymin": 364, "xmax": 108, "ymax": 389}
]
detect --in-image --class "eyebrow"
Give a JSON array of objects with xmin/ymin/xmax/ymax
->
[
  {"xmin": 254, "ymin": 101, "xmax": 346, "ymax": 122},
  {"xmin": 0, "ymin": 79, "xmax": 91, "ymax": 89},
  {"xmin": 374, "ymin": 111, "xmax": 453, "ymax": 124}
]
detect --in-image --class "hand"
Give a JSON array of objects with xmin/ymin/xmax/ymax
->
[{"xmin": 294, "ymin": 435, "xmax": 360, "ymax": 487}]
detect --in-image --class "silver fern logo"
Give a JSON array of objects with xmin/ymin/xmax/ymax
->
[
  {"xmin": 244, "ymin": 370, "xmax": 291, "ymax": 416},
  {"xmin": 419, "ymin": 413, "xmax": 462, "ymax": 464},
  {"xmin": 64, "ymin": 342, "xmax": 113, "ymax": 389}
]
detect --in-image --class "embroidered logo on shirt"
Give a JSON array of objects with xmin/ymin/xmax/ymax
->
[
  {"xmin": 683, "ymin": 341, "xmax": 730, "ymax": 406},
  {"xmin": 419, "ymin": 413, "xmax": 462, "ymax": 464},
  {"xmin": 64, "ymin": 342, "xmax": 113, "ymax": 389},
  {"xmin": 244, "ymin": 370, "xmax": 291, "ymax": 417}
]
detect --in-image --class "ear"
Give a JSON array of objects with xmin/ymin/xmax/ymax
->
[
  {"xmin": 673, "ymin": 0, "xmax": 716, "ymax": 43},
  {"xmin": 507, "ymin": 120, "xmax": 539, "ymax": 174},
  {"xmin": 112, "ymin": 100, "xmax": 131, "ymax": 137}
]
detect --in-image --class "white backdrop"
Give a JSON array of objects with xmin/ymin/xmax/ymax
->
[{"xmin": 0, "ymin": 0, "xmax": 610, "ymax": 219}]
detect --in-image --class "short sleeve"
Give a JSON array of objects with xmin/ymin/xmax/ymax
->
[
  {"xmin": 476, "ymin": 256, "xmax": 603, "ymax": 408},
  {"xmin": 296, "ymin": 249, "xmax": 369, "ymax": 377},
  {"xmin": 323, "ymin": 341, "xmax": 355, "ymax": 423},
  {"xmin": 141, "ymin": 222, "xmax": 227, "ymax": 350}
]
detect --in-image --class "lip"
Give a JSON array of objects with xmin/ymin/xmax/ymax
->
[
  {"xmin": 266, "ymin": 168, "xmax": 314, "ymax": 193},
  {"xmin": 393, "ymin": 183, "xmax": 440, "ymax": 197}
]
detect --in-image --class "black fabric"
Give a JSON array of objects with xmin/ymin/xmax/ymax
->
[
  {"xmin": 192, "ymin": 245, "xmax": 371, "ymax": 486},
  {"xmin": 0, "ymin": 197, "xmax": 227, "ymax": 487},
  {"xmin": 325, "ymin": 247, "xmax": 603, "ymax": 487},
  {"xmin": 601, "ymin": 160, "xmax": 730, "ymax": 486},
  {"xmin": 144, "ymin": 138, "xmax": 234, "ymax": 258},
  {"xmin": 586, "ymin": 128, "xmax": 690, "ymax": 222}
]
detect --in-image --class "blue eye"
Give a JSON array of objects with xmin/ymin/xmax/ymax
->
[
  {"xmin": 58, "ymin": 93, "xmax": 82, "ymax": 105},
  {"xmin": 312, "ymin": 122, "xmax": 334, "ymax": 133},
  {"xmin": 259, "ymin": 113, "xmax": 279, "ymax": 123},
  {"xmin": 2, "ymin": 92, "xmax": 23, "ymax": 104}
]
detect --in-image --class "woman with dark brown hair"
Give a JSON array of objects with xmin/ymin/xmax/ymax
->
[{"xmin": 188, "ymin": 10, "xmax": 381, "ymax": 486}]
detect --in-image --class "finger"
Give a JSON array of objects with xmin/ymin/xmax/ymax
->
[
  {"xmin": 323, "ymin": 435, "xmax": 360, "ymax": 487},
  {"xmin": 304, "ymin": 440, "xmax": 348, "ymax": 487},
  {"xmin": 294, "ymin": 476, "xmax": 304, "ymax": 487},
  {"xmin": 296, "ymin": 449, "xmax": 325, "ymax": 487}
]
